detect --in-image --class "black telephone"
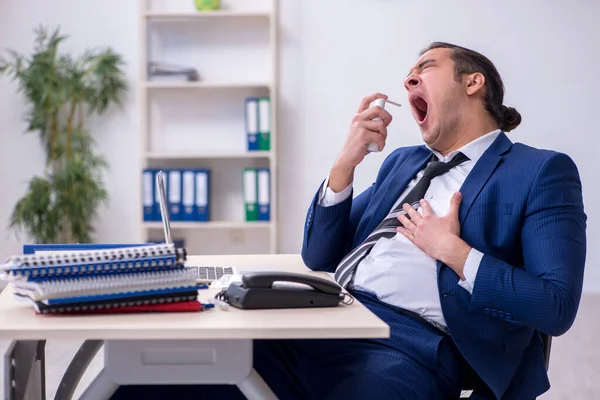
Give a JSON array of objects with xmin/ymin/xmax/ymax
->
[{"xmin": 221, "ymin": 271, "xmax": 349, "ymax": 309}]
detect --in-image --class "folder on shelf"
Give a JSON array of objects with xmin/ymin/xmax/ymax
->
[
  {"xmin": 257, "ymin": 168, "xmax": 270, "ymax": 221},
  {"xmin": 245, "ymin": 97, "xmax": 259, "ymax": 151},
  {"xmin": 143, "ymin": 169, "xmax": 157, "ymax": 221},
  {"xmin": 194, "ymin": 169, "xmax": 210, "ymax": 222},
  {"xmin": 182, "ymin": 169, "xmax": 196, "ymax": 221},
  {"xmin": 258, "ymin": 97, "xmax": 271, "ymax": 151},
  {"xmin": 168, "ymin": 169, "xmax": 183, "ymax": 222},
  {"xmin": 243, "ymin": 168, "xmax": 258, "ymax": 221}
]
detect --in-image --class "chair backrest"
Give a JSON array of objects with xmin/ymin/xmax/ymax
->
[{"xmin": 542, "ymin": 333, "xmax": 552, "ymax": 370}]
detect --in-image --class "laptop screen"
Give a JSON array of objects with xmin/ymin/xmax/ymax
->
[{"xmin": 156, "ymin": 170, "xmax": 173, "ymax": 245}]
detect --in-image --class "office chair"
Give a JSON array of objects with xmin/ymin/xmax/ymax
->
[{"xmin": 459, "ymin": 333, "xmax": 552, "ymax": 399}]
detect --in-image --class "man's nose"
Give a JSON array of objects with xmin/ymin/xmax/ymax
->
[{"xmin": 404, "ymin": 74, "xmax": 421, "ymax": 91}]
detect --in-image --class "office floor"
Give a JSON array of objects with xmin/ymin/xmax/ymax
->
[{"xmin": 0, "ymin": 296, "xmax": 598, "ymax": 399}]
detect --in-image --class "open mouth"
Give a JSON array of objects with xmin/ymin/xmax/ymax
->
[{"xmin": 412, "ymin": 96, "xmax": 429, "ymax": 123}]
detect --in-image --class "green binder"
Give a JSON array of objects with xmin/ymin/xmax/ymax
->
[
  {"xmin": 257, "ymin": 97, "xmax": 271, "ymax": 151},
  {"xmin": 243, "ymin": 168, "xmax": 258, "ymax": 221}
]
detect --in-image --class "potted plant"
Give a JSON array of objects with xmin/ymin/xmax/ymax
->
[{"xmin": 0, "ymin": 26, "xmax": 128, "ymax": 243}]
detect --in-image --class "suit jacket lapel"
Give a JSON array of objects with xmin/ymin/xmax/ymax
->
[{"xmin": 458, "ymin": 132, "xmax": 513, "ymax": 225}]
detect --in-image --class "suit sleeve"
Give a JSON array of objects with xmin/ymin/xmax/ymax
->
[
  {"xmin": 468, "ymin": 152, "xmax": 587, "ymax": 336},
  {"xmin": 300, "ymin": 181, "xmax": 373, "ymax": 272}
]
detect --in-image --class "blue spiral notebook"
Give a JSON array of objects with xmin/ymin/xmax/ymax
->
[{"xmin": 0, "ymin": 243, "xmax": 207, "ymax": 314}]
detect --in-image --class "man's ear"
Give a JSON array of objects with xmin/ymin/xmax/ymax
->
[{"xmin": 465, "ymin": 72, "xmax": 485, "ymax": 96}]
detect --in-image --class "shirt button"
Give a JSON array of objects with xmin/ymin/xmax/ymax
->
[
  {"xmin": 484, "ymin": 308, "xmax": 490, "ymax": 314},
  {"xmin": 505, "ymin": 313, "xmax": 512, "ymax": 320},
  {"xmin": 426, "ymin": 193, "xmax": 433, "ymax": 199}
]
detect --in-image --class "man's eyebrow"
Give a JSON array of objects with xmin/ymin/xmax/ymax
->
[{"xmin": 406, "ymin": 59, "xmax": 436, "ymax": 76}]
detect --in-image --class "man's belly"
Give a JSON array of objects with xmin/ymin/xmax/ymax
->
[{"xmin": 352, "ymin": 234, "xmax": 446, "ymax": 326}]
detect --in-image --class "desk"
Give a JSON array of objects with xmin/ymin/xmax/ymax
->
[{"xmin": 0, "ymin": 254, "xmax": 389, "ymax": 400}]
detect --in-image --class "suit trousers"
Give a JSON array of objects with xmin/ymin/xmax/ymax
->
[{"xmin": 111, "ymin": 290, "xmax": 467, "ymax": 400}]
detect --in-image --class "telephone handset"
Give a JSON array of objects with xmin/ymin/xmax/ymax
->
[{"xmin": 221, "ymin": 271, "xmax": 351, "ymax": 309}]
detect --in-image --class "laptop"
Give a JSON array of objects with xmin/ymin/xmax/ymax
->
[{"xmin": 155, "ymin": 170, "xmax": 237, "ymax": 283}]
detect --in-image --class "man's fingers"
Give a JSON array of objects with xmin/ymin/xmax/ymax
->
[
  {"xmin": 402, "ymin": 203, "xmax": 422, "ymax": 223},
  {"xmin": 397, "ymin": 226, "xmax": 415, "ymax": 241},
  {"xmin": 362, "ymin": 120, "xmax": 388, "ymax": 139},
  {"xmin": 419, "ymin": 199, "xmax": 435, "ymax": 216},
  {"xmin": 398, "ymin": 213, "xmax": 416, "ymax": 230},
  {"xmin": 360, "ymin": 106, "xmax": 393, "ymax": 126},
  {"xmin": 447, "ymin": 192, "xmax": 462, "ymax": 217},
  {"xmin": 357, "ymin": 92, "xmax": 388, "ymax": 113}
]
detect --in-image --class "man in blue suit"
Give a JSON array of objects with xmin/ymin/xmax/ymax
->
[
  {"xmin": 112, "ymin": 42, "xmax": 586, "ymax": 400},
  {"xmin": 294, "ymin": 42, "xmax": 587, "ymax": 399}
]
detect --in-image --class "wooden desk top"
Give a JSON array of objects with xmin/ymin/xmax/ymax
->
[{"xmin": 0, "ymin": 254, "xmax": 389, "ymax": 341}]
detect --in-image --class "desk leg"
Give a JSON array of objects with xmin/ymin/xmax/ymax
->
[
  {"xmin": 54, "ymin": 340, "xmax": 103, "ymax": 400},
  {"xmin": 4, "ymin": 340, "xmax": 46, "ymax": 400},
  {"xmin": 79, "ymin": 368, "xmax": 119, "ymax": 400},
  {"xmin": 237, "ymin": 368, "xmax": 278, "ymax": 400}
]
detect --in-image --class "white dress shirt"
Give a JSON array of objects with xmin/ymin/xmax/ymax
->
[{"xmin": 318, "ymin": 129, "xmax": 502, "ymax": 327}]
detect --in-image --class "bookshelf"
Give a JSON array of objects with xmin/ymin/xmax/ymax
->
[
  {"xmin": 144, "ymin": 11, "xmax": 272, "ymax": 20},
  {"xmin": 138, "ymin": 0, "xmax": 279, "ymax": 255}
]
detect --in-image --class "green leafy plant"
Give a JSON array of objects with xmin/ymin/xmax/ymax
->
[{"xmin": 0, "ymin": 26, "xmax": 128, "ymax": 243}]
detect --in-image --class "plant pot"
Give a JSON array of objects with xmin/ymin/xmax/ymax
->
[{"xmin": 194, "ymin": 0, "xmax": 221, "ymax": 11}]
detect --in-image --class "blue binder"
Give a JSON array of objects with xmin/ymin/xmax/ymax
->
[
  {"xmin": 167, "ymin": 169, "xmax": 183, "ymax": 222},
  {"xmin": 245, "ymin": 97, "xmax": 259, "ymax": 151},
  {"xmin": 257, "ymin": 168, "xmax": 270, "ymax": 221},
  {"xmin": 194, "ymin": 169, "xmax": 210, "ymax": 221},
  {"xmin": 142, "ymin": 169, "xmax": 157, "ymax": 221},
  {"xmin": 181, "ymin": 169, "xmax": 196, "ymax": 221}
]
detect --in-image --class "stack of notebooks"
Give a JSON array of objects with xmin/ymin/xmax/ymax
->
[{"xmin": 0, "ymin": 243, "xmax": 210, "ymax": 315}]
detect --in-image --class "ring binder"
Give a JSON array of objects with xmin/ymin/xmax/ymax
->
[
  {"xmin": 14, "ymin": 269, "xmax": 201, "ymax": 302},
  {"xmin": 24, "ymin": 291, "xmax": 202, "ymax": 314},
  {"xmin": 7, "ymin": 243, "xmax": 184, "ymax": 268}
]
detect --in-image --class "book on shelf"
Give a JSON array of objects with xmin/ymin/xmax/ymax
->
[{"xmin": 0, "ymin": 243, "xmax": 212, "ymax": 315}]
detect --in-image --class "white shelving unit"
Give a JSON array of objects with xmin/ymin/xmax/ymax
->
[{"xmin": 138, "ymin": 0, "xmax": 279, "ymax": 255}]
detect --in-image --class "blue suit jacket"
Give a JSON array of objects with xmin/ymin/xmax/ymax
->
[{"xmin": 301, "ymin": 132, "xmax": 587, "ymax": 399}]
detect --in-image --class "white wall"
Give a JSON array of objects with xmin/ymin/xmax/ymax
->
[{"xmin": 1, "ymin": 0, "xmax": 599, "ymax": 290}]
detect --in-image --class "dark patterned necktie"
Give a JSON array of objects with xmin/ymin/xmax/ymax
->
[{"xmin": 334, "ymin": 152, "xmax": 470, "ymax": 288}]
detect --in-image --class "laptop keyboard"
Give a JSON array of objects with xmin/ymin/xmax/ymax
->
[{"xmin": 188, "ymin": 266, "xmax": 235, "ymax": 281}]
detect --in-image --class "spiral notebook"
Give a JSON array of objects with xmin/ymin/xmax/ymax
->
[{"xmin": 0, "ymin": 243, "xmax": 208, "ymax": 315}]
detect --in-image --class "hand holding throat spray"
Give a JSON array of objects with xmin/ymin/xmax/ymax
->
[{"xmin": 367, "ymin": 98, "xmax": 402, "ymax": 152}]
